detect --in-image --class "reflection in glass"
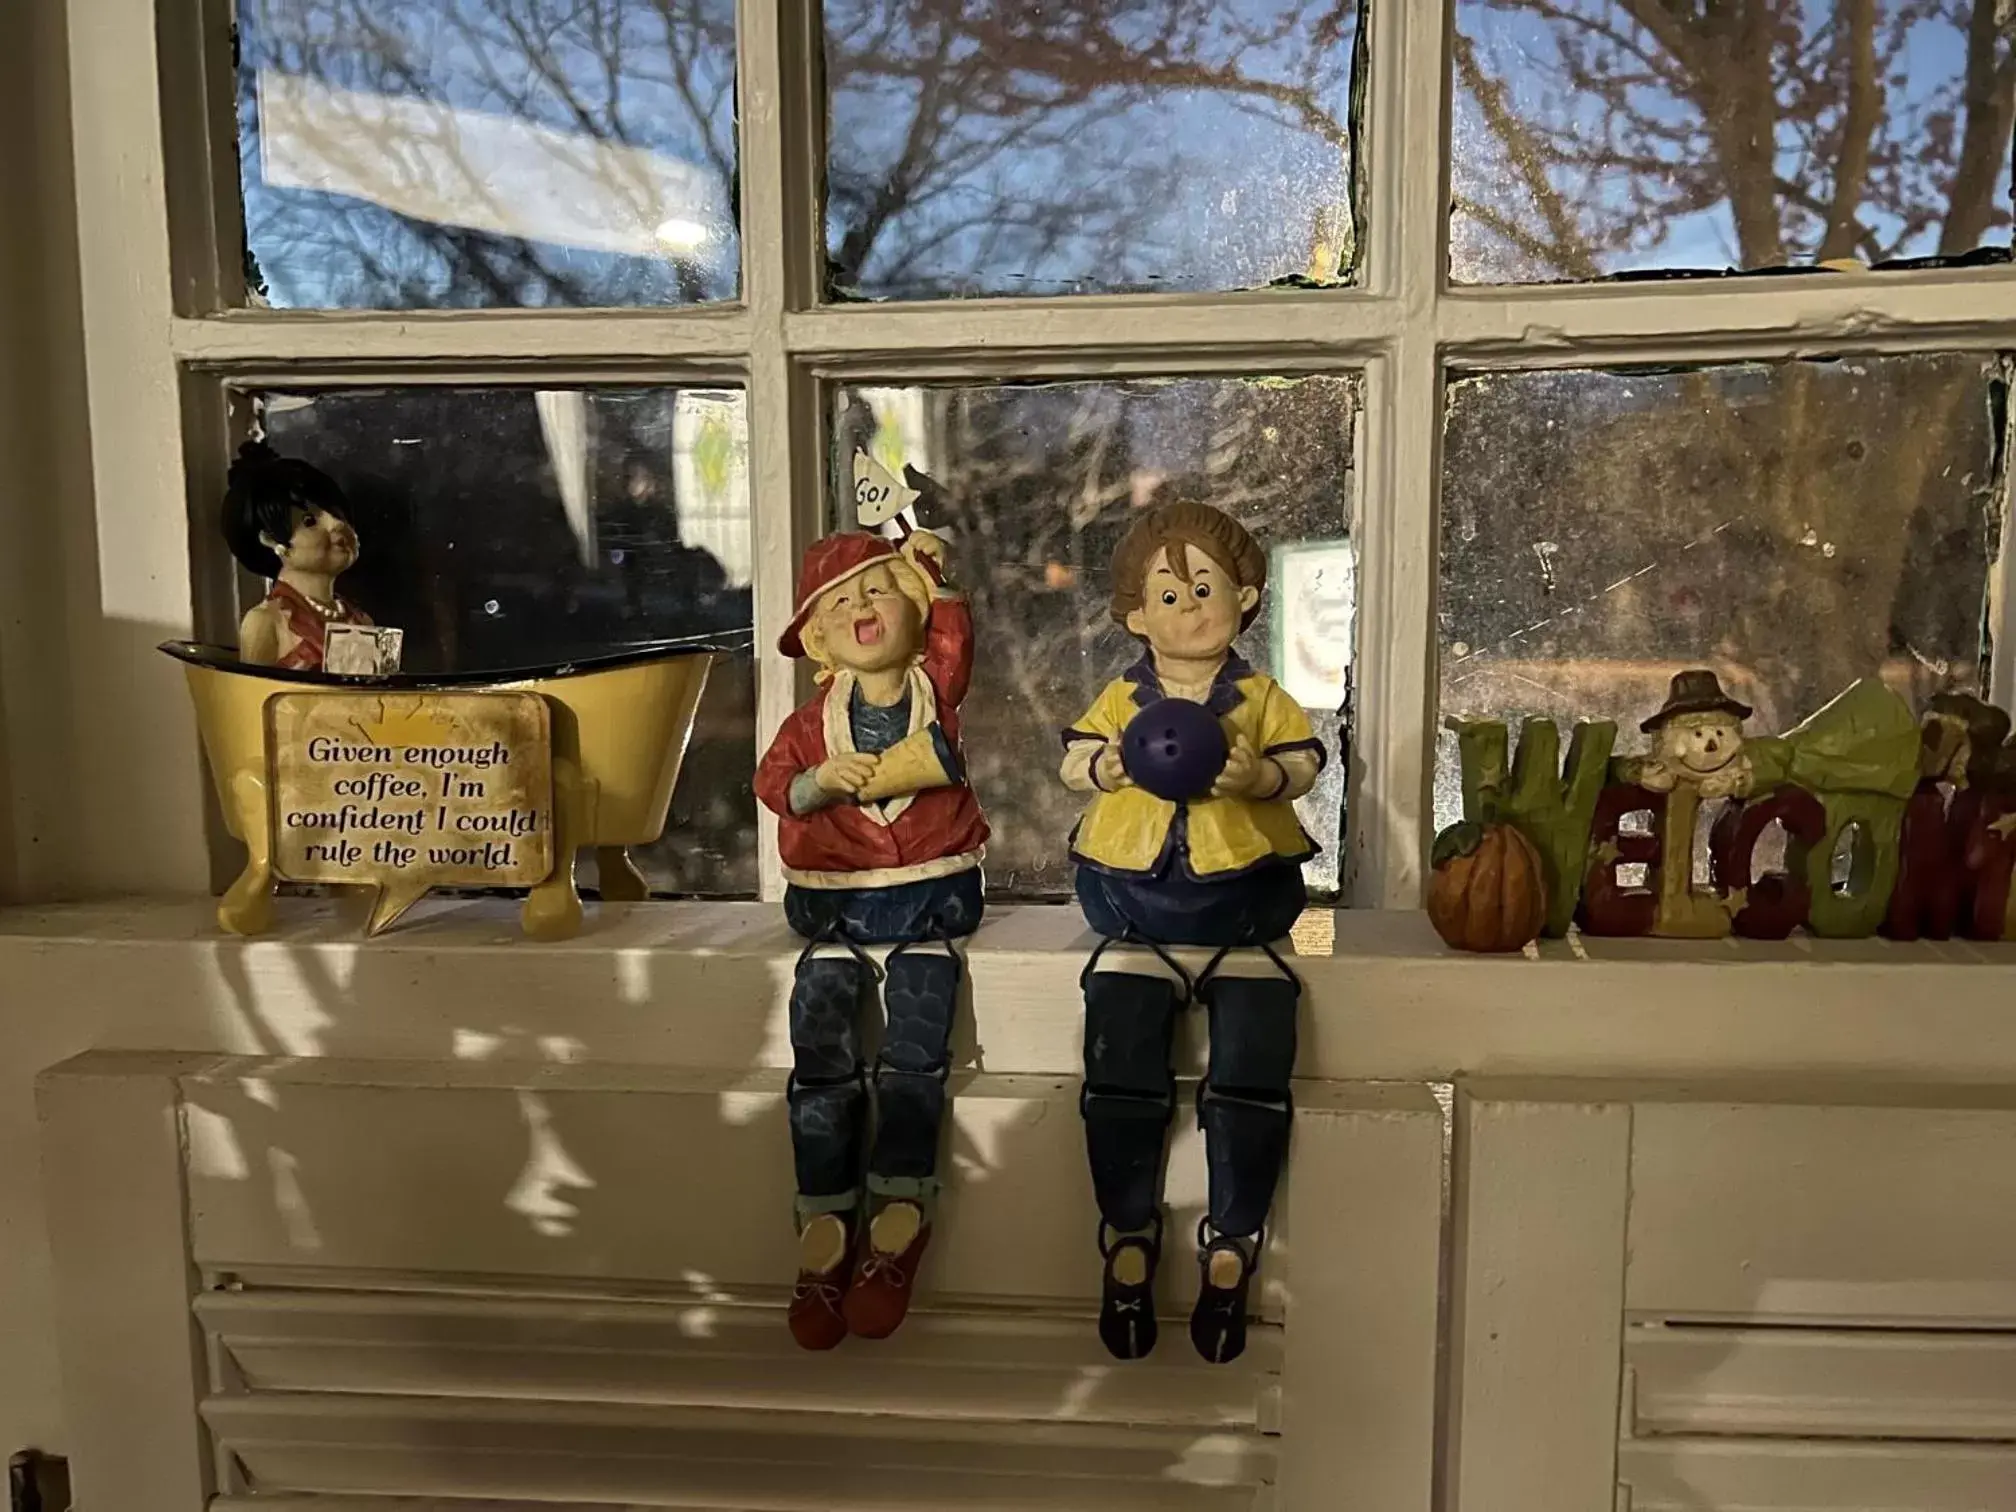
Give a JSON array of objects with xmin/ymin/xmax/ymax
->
[
  {"xmin": 1451, "ymin": 2, "xmax": 2016, "ymax": 283},
  {"xmin": 253, "ymin": 386, "xmax": 756, "ymax": 894},
  {"xmin": 831, "ymin": 377, "xmax": 1358, "ymax": 898},
  {"xmin": 237, "ymin": 0, "xmax": 739, "ymax": 309},
  {"xmin": 824, "ymin": 2, "xmax": 1362, "ymax": 300},
  {"xmin": 1435, "ymin": 355, "xmax": 2001, "ymax": 841}
]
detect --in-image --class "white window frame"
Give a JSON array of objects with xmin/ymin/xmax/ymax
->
[{"xmin": 65, "ymin": 0, "xmax": 2016, "ymax": 908}]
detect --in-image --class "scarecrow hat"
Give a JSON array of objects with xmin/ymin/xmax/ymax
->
[
  {"xmin": 778, "ymin": 532, "xmax": 903, "ymax": 658},
  {"xmin": 1641, "ymin": 669, "xmax": 1753, "ymax": 733}
]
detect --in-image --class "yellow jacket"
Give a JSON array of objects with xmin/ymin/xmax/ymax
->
[{"xmin": 1065, "ymin": 657, "xmax": 1321, "ymax": 879}]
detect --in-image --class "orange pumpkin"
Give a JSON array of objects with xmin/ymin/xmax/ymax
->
[{"xmin": 1427, "ymin": 820, "xmax": 1548, "ymax": 953}]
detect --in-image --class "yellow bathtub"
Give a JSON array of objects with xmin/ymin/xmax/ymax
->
[{"xmin": 162, "ymin": 636, "xmax": 735, "ymax": 939}]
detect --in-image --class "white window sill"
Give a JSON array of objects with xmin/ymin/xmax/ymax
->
[{"xmin": 6, "ymin": 897, "xmax": 2016, "ymax": 1082}]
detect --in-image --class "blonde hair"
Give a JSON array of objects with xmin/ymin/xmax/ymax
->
[{"xmin": 800, "ymin": 554, "xmax": 935, "ymax": 677}]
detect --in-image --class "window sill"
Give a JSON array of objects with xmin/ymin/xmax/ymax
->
[{"xmin": 5, "ymin": 897, "xmax": 2016, "ymax": 1082}]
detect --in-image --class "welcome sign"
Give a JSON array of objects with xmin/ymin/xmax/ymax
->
[{"xmin": 267, "ymin": 691, "xmax": 554, "ymax": 933}]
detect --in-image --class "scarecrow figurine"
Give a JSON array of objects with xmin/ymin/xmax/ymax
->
[
  {"xmin": 754, "ymin": 526, "xmax": 988, "ymax": 1352},
  {"xmin": 1060, "ymin": 501, "xmax": 1322, "ymax": 1366},
  {"xmin": 223, "ymin": 441, "xmax": 374, "ymax": 671},
  {"xmin": 1624, "ymin": 670, "xmax": 1756, "ymax": 799}
]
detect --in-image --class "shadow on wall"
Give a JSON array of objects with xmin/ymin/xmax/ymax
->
[{"xmin": 174, "ymin": 917, "xmax": 1282, "ymax": 1500}]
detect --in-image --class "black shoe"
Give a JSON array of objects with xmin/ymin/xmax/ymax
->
[
  {"xmin": 1190, "ymin": 1221, "xmax": 1258, "ymax": 1365},
  {"xmin": 1097, "ymin": 1213, "xmax": 1163, "ymax": 1361}
]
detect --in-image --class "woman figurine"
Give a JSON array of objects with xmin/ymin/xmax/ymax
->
[
  {"xmin": 754, "ymin": 528, "xmax": 988, "ymax": 1351},
  {"xmin": 1060, "ymin": 501, "xmax": 1322, "ymax": 1366},
  {"xmin": 223, "ymin": 440, "xmax": 370, "ymax": 670}
]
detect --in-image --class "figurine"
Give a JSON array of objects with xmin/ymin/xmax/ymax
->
[
  {"xmin": 1060, "ymin": 501, "xmax": 1322, "ymax": 1367},
  {"xmin": 1617, "ymin": 671, "xmax": 1756, "ymax": 937},
  {"xmin": 754, "ymin": 528, "xmax": 988, "ymax": 1352},
  {"xmin": 1885, "ymin": 694, "xmax": 2007, "ymax": 940},
  {"xmin": 223, "ymin": 441, "xmax": 373, "ymax": 671}
]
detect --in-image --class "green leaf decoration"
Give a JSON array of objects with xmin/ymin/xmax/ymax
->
[{"xmin": 1433, "ymin": 820, "xmax": 1485, "ymax": 870}]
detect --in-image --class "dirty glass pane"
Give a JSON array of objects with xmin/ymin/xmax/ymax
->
[
  {"xmin": 251, "ymin": 386, "xmax": 756, "ymax": 895},
  {"xmin": 236, "ymin": 0, "xmax": 739, "ymax": 309},
  {"xmin": 823, "ymin": 2, "xmax": 1362, "ymax": 300},
  {"xmin": 828, "ymin": 377, "xmax": 1358, "ymax": 899},
  {"xmin": 1451, "ymin": 2, "xmax": 2016, "ymax": 284},
  {"xmin": 1435, "ymin": 354, "xmax": 2002, "ymax": 845}
]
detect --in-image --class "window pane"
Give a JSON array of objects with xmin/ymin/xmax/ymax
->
[
  {"xmin": 1451, "ymin": 2, "xmax": 2016, "ymax": 284},
  {"xmin": 1435, "ymin": 354, "xmax": 2002, "ymax": 840},
  {"xmin": 828, "ymin": 377, "xmax": 1358, "ymax": 898},
  {"xmin": 237, "ymin": 0, "xmax": 739, "ymax": 309},
  {"xmin": 823, "ymin": 3, "xmax": 1362, "ymax": 300},
  {"xmin": 251, "ymin": 386, "xmax": 756, "ymax": 894}
]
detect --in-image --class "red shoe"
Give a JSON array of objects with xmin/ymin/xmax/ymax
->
[
  {"xmin": 842, "ymin": 1201, "xmax": 931, "ymax": 1340},
  {"xmin": 787, "ymin": 1213, "xmax": 854, "ymax": 1352}
]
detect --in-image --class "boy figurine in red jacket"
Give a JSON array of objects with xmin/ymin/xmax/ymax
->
[{"xmin": 756, "ymin": 528, "xmax": 988, "ymax": 1351}]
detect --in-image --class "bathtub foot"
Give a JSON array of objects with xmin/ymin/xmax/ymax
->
[
  {"xmin": 521, "ymin": 756, "xmax": 589, "ymax": 939},
  {"xmin": 596, "ymin": 846, "xmax": 650, "ymax": 902},
  {"xmin": 522, "ymin": 868, "xmax": 584, "ymax": 940},
  {"xmin": 218, "ymin": 768, "xmax": 275, "ymax": 935}
]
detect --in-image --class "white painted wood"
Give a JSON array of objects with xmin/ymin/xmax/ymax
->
[
  {"xmin": 1628, "ymin": 1323, "xmax": 2016, "ymax": 1441},
  {"xmin": 176, "ymin": 1060, "xmax": 1238, "ymax": 1310},
  {"xmin": 789, "ymin": 296, "xmax": 1401, "ymax": 374},
  {"xmin": 61, "ymin": 0, "xmax": 211, "ymax": 894},
  {"xmin": 1448, "ymin": 1087, "xmax": 1631, "ymax": 1512},
  {"xmin": 37, "ymin": 1052, "xmax": 214, "ymax": 1510},
  {"xmin": 1343, "ymin": 0, "xmax": 1451, "ymax": 909},
  {"xmin": 196, "ymin": 1286, "xmax": 1278, "ymax": 1426},
  {"xmin": 737, "ymin": 0, "xmax": 824, "ymax": 903},
  {"xmin": 1617, "ymin": 1437, "xmax": 2016, "ymax": 1511},
  {"xmin": 1441, "ymin": 265, "xmax": 2016, "ymax": 366},
  {"xmin": 21, "ymin": 899, "xmax": 2016, "ymax": 1083},
  {"xmin": 1627, "ymin": 1098, "xmax": 2016, "ymax": 1324},
  {"xmin": 1275, "ymin": 1084, "xmax": 1443, "ymax": 1512},
  {"xmin": 202, "ymin": 1393, "xmax": 1274, "ymax": 1508},
  {"xmin": 172, "ymin": 308, "xmax": 755, "ymax": 366}
]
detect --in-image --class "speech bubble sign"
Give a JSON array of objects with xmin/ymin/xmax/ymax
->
[{"xmin": 267, "ymin": 691, "xmax": 554, "ymax": 935}]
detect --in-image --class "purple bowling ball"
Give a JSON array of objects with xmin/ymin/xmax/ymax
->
[{"xmin": 1121, "ymin": 697, "xmax": 1230, "ymax": 801}]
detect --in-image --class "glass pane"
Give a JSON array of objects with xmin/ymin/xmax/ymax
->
[
  {"xmin": 823, "ymin": 3, "xmax": 1362, "ymax": 300},
  {"xmin": 1451, "ymin": 2, "xmax": 2016, "ymax": 284},
  {"xmin": 828, "ymin": 377, "xmax": 1358, "ymax": 899},
  {"xmin": 250, "ymin": 385, "xmax": 756, "ymax": 894},
  {"xmin": 237, "ymin": 0, "xmax": 739, "ymax": 309},
  {"xmin": 1435, "ymin": 354, "xmax": 2002, "ymax": 844}
]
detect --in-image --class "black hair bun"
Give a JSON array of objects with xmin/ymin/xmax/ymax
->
[
  {"xmin": 221, "ymin": 440, "xmax": 353, "ymax": 579},
  {"xmin": 227, "ymin": 438, "xmax": 282, "ymax": 489}
]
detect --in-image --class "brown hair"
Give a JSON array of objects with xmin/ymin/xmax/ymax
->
[{"xmin": 1109, "ymin": 501, "xmax": 1267, "ymax": 633}]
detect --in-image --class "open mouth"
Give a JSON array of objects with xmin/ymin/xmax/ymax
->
[{"xmin": 852, "ymin": 616, "xmax": 884, "ymax": 647}]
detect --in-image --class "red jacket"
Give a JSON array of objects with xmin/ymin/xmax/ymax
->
[{"xmin": 756, "ymin": 597, "xmax": 989, "ymax": 885}]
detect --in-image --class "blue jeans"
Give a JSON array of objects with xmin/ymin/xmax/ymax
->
[
  {"xmin": 783, "ymin": 870, "xmax": 983, "ymax": 1221},
  {"xmin": 1076, "ymin": 858, "xmax": 1303, "ymax": 1240}
]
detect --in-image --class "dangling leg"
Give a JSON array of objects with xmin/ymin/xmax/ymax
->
[
  {"xmin": 1081, "ymin": 940, "xmax": 1183, "ymax": 1361},
  {"xmin": 846, "ymin": 935, "xmax": 962, "ymax": 1340},
  {"xmin": 1191, "ymin": 946, "xmax": 1299, "ymax": 1365},
  {"xmin": 785, "ymin": 933, "xmax": 872, "ymax": 1351}
]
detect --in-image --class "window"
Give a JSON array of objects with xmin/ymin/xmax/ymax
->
[{"xmin": 67, "ymin": 0, "xmax": 2016, "ymax": 907}]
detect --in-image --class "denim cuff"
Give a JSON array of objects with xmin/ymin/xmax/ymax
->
[{"xmin": 795, "ymin": 1189, "xmax": 862, "ymax": 1225}]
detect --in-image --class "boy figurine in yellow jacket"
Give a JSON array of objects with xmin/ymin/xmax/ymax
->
[{"xmin": 1060, "ymin": 501, "xmax": 1322, "ymax": 1366}]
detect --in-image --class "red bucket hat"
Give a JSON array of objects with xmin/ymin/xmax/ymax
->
[{"xmin": 778, "ymin": 532, "xmax": 904, "ymax": 658}]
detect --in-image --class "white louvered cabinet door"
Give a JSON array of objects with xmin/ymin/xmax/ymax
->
[
  {"xmin": 39, "ymin": 1051, "xmax": 1443, "ymax": 1511},
  {"xmin": 1450, "ymin": 1082, "xmax": 2016, "ymax": 1512}
]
